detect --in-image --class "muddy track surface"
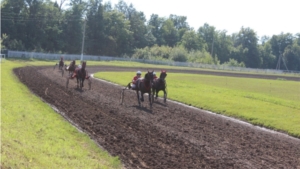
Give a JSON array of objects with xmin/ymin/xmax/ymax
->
[{"xmin": 14, "ymin": 66, "xmax": 300, "ymax": 169}]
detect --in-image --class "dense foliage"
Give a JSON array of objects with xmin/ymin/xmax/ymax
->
[{"xmin": 1, "ymin": 0, "xmax": 300, "ymax": 70}]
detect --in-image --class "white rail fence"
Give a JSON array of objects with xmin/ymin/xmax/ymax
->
[{"xmin": 7, "ymin": 50, "xmax": 300, "ymax": 75}]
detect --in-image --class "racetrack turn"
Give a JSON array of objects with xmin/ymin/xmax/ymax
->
[{"xmin": 14, "ymin": 65, "xmax": 300, "ymax": 169}]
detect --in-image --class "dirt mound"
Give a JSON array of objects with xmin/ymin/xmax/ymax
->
[{"xmin": 14, "ymin": 66, "xmax": 300, "ymax": 169}]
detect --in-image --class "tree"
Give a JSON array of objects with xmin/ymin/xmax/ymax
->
[
  {"xmin": 161, "ymin": 19, "xmax": 178, "ymax": 47},
  {"xmin": 62, "ymin": 2, "xmax": 85, "ymax": 54},
  {"xmin": 41, "ymin": 1, "xmax": 65, "ymax": 52},
  {"xmin": 1, "ymin": 0, "xmax": 27, "ymax": 50},
  {"xmin": 148, "ymin": 14, "xmax": 165, "ymax": 46},
  {"xmin": 169, "ymin": 14, "xmax": 190, "ymax": 42},
  {"xmin": 258, "ymin": 42, "xmax": 276, "ymax": 69},
  {"xmin": 115, "ymin": 1, "xmax": 149, "ymax": 49},
  {"xmin": 197, "ymin": 23, "xmax": 216, "ymax": 54},
  {"xmin": 103, "ymin": 10, "xmax": 133, "ymax": 56},
  {"xmin": 85, "ymin": 0, "xmax": 105, "ymax": 55},
  {"xmin": 234, "ymin": 27, "xmax": 261, "ymax": 68},
  {"xmin": 269, "ymin": 33, "xmax": 295, "ymax": 69},
  {"xmin": 283, "ymin": 41, "xmax": 300, "ymax": 71},
  {"xmin": 212, "ymin": 30, "xmax": 233, "ymax": 64},
  {"xmin": 179, "ymin": 30, "xmax": 206, "ymax": 51}
]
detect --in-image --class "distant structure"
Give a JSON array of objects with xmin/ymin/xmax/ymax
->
[{"xmin": 276, "ymin": 47, "xmax": 288, "ymax": 71}]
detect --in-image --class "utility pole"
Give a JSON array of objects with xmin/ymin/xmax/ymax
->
[
  {"xmin": 81, "ymin": 18, "xmax": 86, "ymax": 61},
  {"xmin": 276, "ymin": 43, "xmax": 289, "ymax": 71},
  {"xmin": 211, "ymin": 34, "xmax": 214, "ymax": 57}
]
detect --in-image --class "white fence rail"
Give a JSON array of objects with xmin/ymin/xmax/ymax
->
[{"xmin": 7, "ymin": 50, "xmax": 300, "ymax": 75}]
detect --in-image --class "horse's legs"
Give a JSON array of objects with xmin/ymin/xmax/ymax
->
[
  {"xmin": 140, "ymin": 92, "xmax": 144, "ymax": 102},
  {"xmin": 76, "ymin": 77, "xmax": 79, "ymax": 88},
  {"xmin": 81, "ymin": 78, "xmax": 84, "ymax": 90},
  {"xmin": 155, "ymin": 89, "xmax": 159, "ymax": 99},
  {"xmin": 148, "ymin": 92, "xmax": 152, "ymax": 108},
  {"xmin": 163, "ymin": 89, "xmax": 167, "ymax": 103},
  {"xmin": 88, "ymin": 79, "xmax": 91, "ymax": 90},
  {"xmin": 66, "ymin": 77, "xmax": 69, "ymax": 89},
  {"xmin": 151, "ymin": 88, "xmax": 155, "ymax": 103},
  {"xmin": 136, "ymin": 90, "xmax": 141, "ymax": 107}
]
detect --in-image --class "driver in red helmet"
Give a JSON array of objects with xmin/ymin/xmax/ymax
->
[{"xmin": 130, "ymin": 70, "xmax": 142, "ymax": 89}]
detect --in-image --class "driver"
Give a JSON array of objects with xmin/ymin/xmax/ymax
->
[{"xmin": 130, "ymin": 70, "xmax": 142, "ymax": 89}]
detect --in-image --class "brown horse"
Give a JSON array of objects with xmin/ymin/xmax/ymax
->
[
  {"xmin": 135, "ymin": 70, "xmax": 154, "ymax": 108},
  {"xmin": 58, "ymin": 58, "xmax": 64, "ymax": 70},
  {"xmin": 65, "ymin": 60, "xmax": 76, "ymax": 76},
  {"xmin": 53, "ymin": 56, "xmax": 65, "ymax": 76},
  {"xmin": 66, "ymin": 61, "xmax": 91, "ymax": 90},
  {"xmin": 152, "ymin": 70, "xmax": 167, "ymax": 103}
]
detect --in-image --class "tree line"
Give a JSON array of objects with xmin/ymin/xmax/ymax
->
[{"xmin": 1, "ymin": 0, "xmax": 300, "ymax": 70}]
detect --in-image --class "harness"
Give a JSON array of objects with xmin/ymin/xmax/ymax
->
[{"xmin": 138, "ymin": 79, "xmax": 151, "ymax": 91}]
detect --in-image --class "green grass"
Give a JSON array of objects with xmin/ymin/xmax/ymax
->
[
  {"xmin": 1, "ymin": 60, "xmax": 122, "ymax": 169},
  {"xmin": 94, "ymin": 72, "xmax": 300, "ymax": 138}
]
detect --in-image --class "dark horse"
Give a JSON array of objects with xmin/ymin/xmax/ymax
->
[
  {"xmin": 65, "ymin": 60, "xmax": 76, "ymax": 76},
  {"xmin": 58, "ymin": 58, "xmax": 64, "ymax": 70},
  {"xmin": 53, "ymin": 56, "xmax": 65, "ymax": 76},
  {"xmin": 66, "ymin": 61, "xmax": 91, "ymax": 90},
  {"xmin": 135, "ymin": 71, "xmax": 154, "ymax": 108},
  {"xmin": 152, "ymin": 70, "xmax": 167, "ymax": 103}
]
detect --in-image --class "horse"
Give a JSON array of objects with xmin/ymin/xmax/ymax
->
[
  {"xmin": 58, "ymin": 58, "xmax": 64, "ymax": 70},
  {"xmin": 135, "ymin": 70, "xmax": 154, "ymax": 108},
  {"xmin": 66, "ymin": 61, "xmax": 91, "ymax": 90},
  {"xmin": 152, "ymin": 70, "xmax": 167, "ymax": 103},
  {"xmin": 65, "ymin": 60, "xmax": 76, "ymax": 76},
  {"xmin": 53, "ymin": 56, "xmax": 65, "ymax": 76}
]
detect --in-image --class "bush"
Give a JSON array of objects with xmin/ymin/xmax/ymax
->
[
  {"xmin": 170, "ymin": 47, "xmax": 188, "ymax": 62},
  {"xmin": 222, "ymin": 58, "xmax": 245, "ymax": 67}
]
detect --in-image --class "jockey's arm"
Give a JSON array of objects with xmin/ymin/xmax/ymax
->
[{"xmin": 132, "ymin": 76, "xmax": 137, "ymax": 84}]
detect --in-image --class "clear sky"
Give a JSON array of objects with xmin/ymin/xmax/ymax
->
[{"xmin": 103, "ymin": 0, "xmax": 299, "ymax": 38}]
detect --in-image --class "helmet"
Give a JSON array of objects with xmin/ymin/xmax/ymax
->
[
  {"xmin": 153, "ymin": 72, "xmax": 156, "ymax": 75},
  {"xmin": 136, "ymin": 70, "xmax": 141, "ymax": 75}
]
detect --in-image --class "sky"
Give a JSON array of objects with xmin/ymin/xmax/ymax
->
[{"xmin": 102, "ymin": 0, "xmax": 299, "ymax": 38}]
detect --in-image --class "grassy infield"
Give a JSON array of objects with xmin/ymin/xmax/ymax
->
[
  {"xmin": 1, "ymin": 60, "xmax": 121, "ymax": 169},
  {"xmin": 1, "ymin": 58, "xmax": 300, "ymax": 168}
]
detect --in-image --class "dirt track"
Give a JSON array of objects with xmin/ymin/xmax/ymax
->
[{"xmin": 14, "ymin": 65, "xmax": 300, "ymax": 169}]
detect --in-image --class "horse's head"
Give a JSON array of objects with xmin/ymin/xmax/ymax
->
[
  {"xmin": 144, "ymin": 70, "xmax": 154, "ymax": 84},
  {"xmin": 82, "ymin": 61, "xmax": 86, "ymax": 70},
  {"xmin": 160, "ymin": 70, "xmax": 167, "ymax": 80},
  {"xmin": 60, "ymin": 56, "xmax": 64, "ymax": 61},
  {"xmin": 71, "ymin": 60, "xmax": 75, "ymax": 66}
]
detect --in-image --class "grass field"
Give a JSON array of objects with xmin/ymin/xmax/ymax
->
[
  {"xmin": 94, "ymin": 71, "xmax": 300, "ymax": 138},
  {"xmin": 1, "ymin": 60, "xmax": 122, "ymax": 169}
]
